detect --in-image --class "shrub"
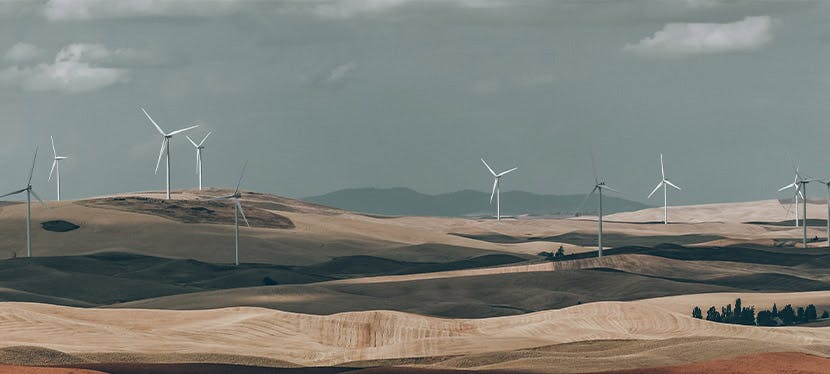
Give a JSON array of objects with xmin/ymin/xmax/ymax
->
[
  {"xmin": 692, "ymin": 306, "xmax": 703, "ymax": 319},
  {"xmin": 822, "ymin": 311, "xmax": 829, "ymax": 319},
  {"xmin": 797, "ymin": 307, "xmax": 806, "ymax": 323}
]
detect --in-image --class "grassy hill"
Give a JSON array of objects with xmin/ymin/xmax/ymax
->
[{"xmin": 304, "ymin": 187, "xmax": 649, "ymax": 217}]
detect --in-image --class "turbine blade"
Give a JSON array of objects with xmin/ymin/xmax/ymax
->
[
  {"xmin": 489, "ymin": 178, "xmax": 498, "ymax": 204},
  {"xmin": 27, "ymin": 146, "xmax": 38, "ymax": 185},
  {"xmin": 155, "ymin": 138, "xmax": 167, "ymax": 175},
  {"xmin": 481, "ymin": 158, "xmax": 496, "ymax": 176},
  {"xmin": 51, "ymin": 135, "xmax": 57, "ymax": 157},
  {"xmin": 30, "ymin": 189, "xmax": 47, "ymax": 208},
  {"xmin": 141, "ymin": 108, "xmax": 166, "ymax": 136},
  {"xmin": 665, "ymin": 180, "xmax": 681, "ymax": 190},
  {"xmin": 603, "ymin": 184, "xmax": 621, "ymax": 194},
  {"xmin": 660, "ymin": 153, "xmax": 665, "ymax": 179},
  {"xmin": 199, "ymin": 131, "xmax": 212, "ymax": 146},
  {"xmin": 647, "ymin": 181, "xmax": 663, "ymax": 199},
  {"xmin": 185, "ymin": 135, "xmax": 198, "ymax": 147},
  {"xmin": 575, "ymin": 186, "xmax": 598, "ymax": 215},
  {"xmin": 778, "ymin": 183, "xmax": 796, "ymax": 192},
  {"xmin": 496, "ymin": 167, "xmax": 518, "ymax": 177},
  {"xmin": 234, "ymin": 160, "xmax": 248, "ymax": 194},
  {"xmin": 167, "ymin": 125, "xmax": 199, "ymax": 136},
  {"xmin": 0, "ymin": 188, "xmax": 28, "ymax": 199},
  {"xmin": 236, "ymin": 200, "xmax": 250, "ymax": 227},
  {"xmin": 48, "ymin": 160, "xmax": 57, "ymax": 182}
]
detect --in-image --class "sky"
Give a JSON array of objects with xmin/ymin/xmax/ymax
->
[{"xmin": 0, "ymin": 0, "xmax": 828, "ymax": 205}]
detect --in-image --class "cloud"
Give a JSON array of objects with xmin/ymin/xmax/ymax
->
[
  {"xmin": 43, "ymin": 0, "xmax": 241, "ymax": 21},
  {"xmin": 310, "ymin": 0, "xmax": 503, "ymax": 19},
  {"xmin": 326, "ymin": 61, "xmax": 357, "ymax": 83},
  {"xmin": 0, "ymin": 44, "xmax": 138, "ymax": 93},
  {"xmin": 4, "ymin": 43, "xmax": 42, "ymax": 62},
  {"xmin": 624, "ymin": 16, "xmax": 774, "ymax": 57}
]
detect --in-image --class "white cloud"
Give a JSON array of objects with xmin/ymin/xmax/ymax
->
[
  {"xmin": 43, "ymin": 0, "xmax": 241, "ymax": 21},
  {"xmin": 311, "ymin": 0, "xmax": 503, "ymax": 19},
  {"xmin": 326, "ymin": 61, "xmax": 357, "ymax": 83},
  {"xmin": 0, "ymin": 44, "xmax": 138, "ymax": 93},
  {"xmin": 624, "ymin": 16, "xmax": 774, "ymax": 57},
  {"xmin": 4, "ymin": 43, "xmax": 42, "ymax": 62}
]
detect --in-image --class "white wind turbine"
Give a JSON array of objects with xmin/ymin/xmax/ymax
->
[
  {"xmin": 647, "ymin": 153, "xmax": 682, "ymax": 224},
  {"xmin": 481, "ymin": 158, "xmax": 517, "ymax": 221},
  {"xmin": 818, "ymin": 179, "xmax": 830, "ymax": 247},
  {"xmin": 213, "ymin": 161, "xmax": 250, "ymax": 266},
  {"xmin": 576, "ymin": 156, "xmax": 620, "ymax": 258},
  {"xmin": 186, "ymin": 132, "xmax": 212, "ymax": 190},
  {"xmin": 48, "ymin": 136, "xmax": 69, "ymax": 201},
  {"xmin": 141, "ymin": 108, "xmax": 199, "ymax": 200},
  {"xmin": 1, "ymin": 147, "xmax": 47, "ymax": 258},
  {"xmin": 779, "ymin": 167, "xmax": 804, "ymax": 227}
]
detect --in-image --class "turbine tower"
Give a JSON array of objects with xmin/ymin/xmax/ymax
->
[
  {"xmin": 0, "ymin": 147, "xmax": 47, "ymax": 257},
  {"xmin": 141, "ymin": 108, "xmax": 199, "ymax": 199},
  {"xmin": 213, "ymin": 161, "xmax": 250, "ymax": 266},
  {"xmin": 647, "ymin": 153, "xmax": 682, "ymax": 224},
  {"xmin": 481, "ymin": 158, "xmax": 517, "ymax": 220},
  {"xmin": 779, "ymin": 166, "xmax": 805, "ymax": 227},
  {"xmin": 48, "ymin": 136, "xmax": 69, "ymax": 201},
  {"xmin": 820, "ymin": 180, "xmax": 830, "ymax": 248},
  {"xmin": 186, "ymin": 132, "xmax": 212, "ymax": 190},
  {"xmin": 576, "ymin": 155, "xmax": 620, "ymax": 258}
]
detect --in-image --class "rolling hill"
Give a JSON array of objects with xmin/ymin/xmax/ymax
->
[{"xmin": 303, "ymin": 188, "xmax": 649, "ymax": 217}]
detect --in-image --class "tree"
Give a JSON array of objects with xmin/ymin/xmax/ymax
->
[
  {"xmin": 756, "ymin": 310, "xmax": 776, "ymax": 326},
  {"xmin": 555, "ymin": 246, "xmax": 566, "ymax": 259},
  {"xmin": 780, "ymin": 304, "xmax": 796, "ymax": 325},
  {"xmin": 805, "ymin": 305, "xmax": 817, "ymax": 321},
  {"xmin": 706, "ymin": 306, "xmax": 722, "ymax": 322},
  {"xmin": 822, "ymin": 311, "xmax": 829, "ymax": 319},
  {"xmin": 771, "ymin": 303, "xmax": 778, "ymax": 318},
  {"xmin": 797, "ymin": 307, "xmax": 806, "ymax": 323},
  {"xmin": 692, "ymin": 306, "xmax": 703, "ymax": 319},
  {"xmin": 740, "ymin": 306, "xmax": 755, "ymax": 326}
]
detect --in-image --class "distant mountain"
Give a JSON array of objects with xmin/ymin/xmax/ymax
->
[{"xmin": 303, "ymin": 187, "xmax": 649, "ymax": 217}]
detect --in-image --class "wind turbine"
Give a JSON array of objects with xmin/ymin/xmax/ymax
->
[
  {"xmin": 1, "ymin": 147, "xmax": 47, "ymax": 257},
  {"xmin": 212, "ymin": 161, "xmax": 250, "ymax": 266},
  {"xmin": 186, "ymin": 132, "xmax": 212, "ymax": 190},
  {"xmin": 141, "ymin": 108, "xmax": 199, "ymax": 199},
  {"xmin": 819, "ymin": 179, "xmax": 830, "ymax": 248},
  {"xmin": 481, "ymin": 158, "xmax": 517, "ymax": 221},
  {"xmin": 48, "ymin": 136, "xmax": 69, "ymax": 201},
  {"xmin": 647, "ymin": 153, "xmax": 682, "ymax": 224},
  {"xmin": 576, "ymin": 155, "xmax": 620, "ymax": 258},
  {"xmin": 779, "ymin": 167, "xmax": 804, "ymax": 227}
]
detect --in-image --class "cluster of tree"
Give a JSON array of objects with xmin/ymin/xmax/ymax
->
[
  {"xmin": 692, "ymin": 298, "xmax": 829, "ymax": 327},
  {"xmin": 538, "ymin": 246, "xmax": 566, "ymax": 261}
]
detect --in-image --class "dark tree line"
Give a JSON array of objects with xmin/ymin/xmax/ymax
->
[{"xmin": 693, "ymin": 298, "xmax": 827, "ymax": 327}]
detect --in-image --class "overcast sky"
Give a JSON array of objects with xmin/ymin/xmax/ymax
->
[{"xmin": 0, "ymin": 0, "xmax": 828, "ymax": 205}]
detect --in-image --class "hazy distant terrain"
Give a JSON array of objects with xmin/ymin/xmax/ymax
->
[{"xmin": 304, "ymin": 187, "xmax": 649, "ymax": 217}]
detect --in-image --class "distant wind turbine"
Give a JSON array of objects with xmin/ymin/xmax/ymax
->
[
  {"xmin": 212, "ymin": 161, "xmax": 250, "ymax": 266},
  {"xmin": 48, "ymin": 136, "xmax": 69, "ymax": 201},
  {"xmin": 779, "ymin": 167, "xmax": 804, "ymax": 227},
  {"xmin": 0, "ymin": 147, "xmax": 47, "ymax": 257},
  {"xmin": 576, "ymin": 154, "xmax": 620, "ymax": 258},
  {"xmin": 647, "ymin": 153, "xmax": 682, "ymax": 224},
  {"xmin": 186, "ymin": 132, "xmax": 212, "ymax": 190},
  {"xmin": 819, "ymin": 179, "xmax": 830, "ymax": 247},
  {"xmin": 141, "ymin": 108, "xmax": 199, "ymax": 199},
  {"xmin": 481, "ymin": 158, "xmax": 517, "ymax": 221}
]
